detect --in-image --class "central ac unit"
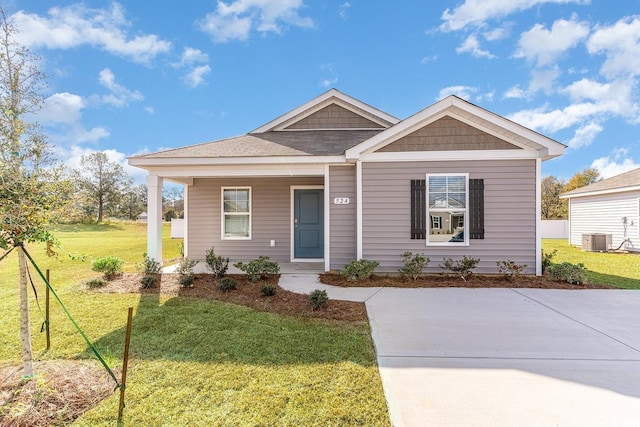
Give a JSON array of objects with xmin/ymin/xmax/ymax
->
[{"xmin": 582, "ymin": 233, "xmax": 612, "ymax": 251}]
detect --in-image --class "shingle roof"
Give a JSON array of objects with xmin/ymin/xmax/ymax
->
[
  {"xmin": 562, "ymin": 167, "xmax": 640, "ymax": 197},
  {"xmin": 132, "ymin": 130, "xmax": 383, "ymax": 158}
]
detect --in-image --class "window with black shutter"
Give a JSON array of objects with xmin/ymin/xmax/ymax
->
[{"xmin": 410, "ymin": 176, "xmax": 484, "ymax": 243}]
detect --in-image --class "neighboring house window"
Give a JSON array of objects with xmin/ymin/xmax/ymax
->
[
  {"xmin": 431, "ymin": 215, "xmax": 441, "ymax": 229},
  {"xmin": 427, "ymin": 174, "xmax": 468, "ymax": 245},
  {"xmin": 222, "ymin": 187, "xmax": 251, "ymax": 239}
]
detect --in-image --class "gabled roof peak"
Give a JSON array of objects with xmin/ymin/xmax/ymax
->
[{"xmin": 251, "ymin": 88, "xmax": 400, "ymax": 133}]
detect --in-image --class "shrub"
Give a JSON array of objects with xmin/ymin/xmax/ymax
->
[
  {"xmin": 260, "ymin": 283, "xmax": 276, "ymax": 296},
  {"xmin": 339, "ymin": 259, "xmax": 379, "ymax": 282},
  {"xmin": 496, "ymin": 260, "xmax": 527, "ymax": 280},
  {"xmin": 440, "ymin": 256, "xmax": 480, "ymax": 281},
  {"xmin": 91, "ymin": 256, "xmax": 125, "ymax": 279},
  {"xmin": 547, "ymin": 262, "xmax": 588, "ymax": 284},
  {"xmin": 86, "ymin": 277, "xmax": 106, "ymax": 288},
  {"xmin": 179, "ymin": 273, "xmax": 195, "ymax": 287},
  {"xmin": 234, "ymin": 256, "xmax": 280, "ymax": 282},
  {"xmin": 176, "ymin": 257, "xmax": 197, "ymax": 287},
  {"xmin": 542, "ymin": 249, "xmax": 558, "ymax": 274},
  {"xmin": 399, "ymin": 251, "xmax": 429, "ymax": 281},
  {"xmin": 140, "ymin": 274, "xmax": 159, "ymax": 289},
  {"xmin": 205, "ymin": 247, "xmax": 229, "ymax": 278},
  {"xmin": 218, "ymin": 277, "xmax": 237, "ymax": 292},
  {"xmin": 309, "ymin": 289, "xmax": 328, "ymax": 310},
  {"xmin": 136, "ymin": 254, "xmax": 162, "ymax": 275}
]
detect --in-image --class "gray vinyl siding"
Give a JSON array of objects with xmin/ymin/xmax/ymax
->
[
  {"xmin": 568, "ymin": 191, "xmax": 640, "ymax": 251},
  {"xmin": 361, "ymin": 160, "xmax": 537, "ymax": 274},
  {"xmin": 187, "ymin": 177, "xmax": 322, "ymax": 262},
  {"xmin": 329, "ymin": 166, "xmax": 357, "ymax": 270}
]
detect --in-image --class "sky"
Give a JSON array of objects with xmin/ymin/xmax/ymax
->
[{"xmin": 8, "ymin": 0, "xmax": 640, "ymax": 183}]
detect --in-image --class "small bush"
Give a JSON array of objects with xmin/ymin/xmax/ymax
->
[
  {"xmin": 547, "ymin": 262, "xmax": 588, "ymax": 284},
  {"xmin": 260, "ymin": 283, "xmax": 276, "ymax": 296},
  {"xmin": 205, "ymin": 247, "xmax": 229, "ymax": 278},
  {"xmin": 440, "ymin": 256, "xmax": 480, "ymax": 281},
  {"xmin": 140, "ymin": 274, "xmax": 159, "ymax": 288},
  {"xmin": 542, "ymin": 249, "xmax": 558, "ymax": 274},
  {"xmin": 91, "ymin": 256, "xmax": 124, "ymax": 279},
  {"xmin": 176, "ymin": 257, "xmax": 197, "ymax": 276},
  {"xmin": 234, "ymin": 256, "xmax": 280, "ymax": 282},
  {"xmin": 136, "ymin": 254, "xmax": 162, "ymax": 275},
  {"xmin": 179, "ymin": 273, "xmax": 195, "ymax": 287},
  {"xmin": 496, "ymin": 260, "xmax": 527, "ymax": 280},
  {"xmin": 176, "ymin": 257, "xmax": 197, "ymax": 287},
  {"xmin": 399, "ymin": 251, "xmax": 429, "ymax": 281},
  {"xmin": 218, "ymin": 277, "xmax": 237, "ymax": 292},
  {"xmin": 309, "ymin": 289, "xmax": 328, "ymax": 310},
  {"xmin": 86, "ymin": 277, "xmax": 106, "ymax": 288},
  {"xmin": 339, "ymin": 259, "xmax": 379, "ymax": 282}
]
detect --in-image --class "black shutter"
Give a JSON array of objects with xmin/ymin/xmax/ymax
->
[
  {"xmin": 469, "ymin": 178, "xmax": 484, "ymax": 239},
  {"xmin": 411, "ymin": 179, "xmax": 426, "ymax": 239}
]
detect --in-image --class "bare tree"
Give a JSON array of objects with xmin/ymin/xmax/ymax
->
[{"xmin": 0, "ymin": 8, "xmax": 69, "ymax": 376}]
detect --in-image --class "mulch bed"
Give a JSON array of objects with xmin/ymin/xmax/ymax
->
[
  {"xmin": 319, "ymin": 273, "xmax": 614, "ymax": 289},
  {"xmin": 0, "ymin": 360, "xmax": 117, "ymax": 426},
  {"xmin": 91, "ymin": 273, "xmax": 368, "ymax": 323}
]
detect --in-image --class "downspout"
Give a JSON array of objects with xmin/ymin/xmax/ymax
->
[
  {"xmin": 535, "ymin": 158, "xmax": 542, "ymax": 276},
  {"xmin": 356, "ymin": 160, "xmax": 363, "ymax": 260}
]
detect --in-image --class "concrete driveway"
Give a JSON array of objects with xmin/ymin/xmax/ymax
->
[{"xmin": 366, "ymin": 288, "xmax": 640, "ymax": 427}]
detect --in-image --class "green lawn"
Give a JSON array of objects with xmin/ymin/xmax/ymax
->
[
  {"xmin": 0, "ymin": 222, "xmax": 389, "ymax": 426},
  {"xmin": 543, "ymin": 239, "xmax": 640, "ymax": 289}
]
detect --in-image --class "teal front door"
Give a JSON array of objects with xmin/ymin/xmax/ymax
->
[{"xmin": 294, "ymin": 189, "xmax": 324, "ymax": 259}]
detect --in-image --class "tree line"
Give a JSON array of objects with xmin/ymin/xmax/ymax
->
[{"xmin": 541, "ymin": 168, "xmax": 600, "ymax": 219}]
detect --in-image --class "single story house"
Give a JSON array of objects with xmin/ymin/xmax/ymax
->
[
  {"xmin": 129, "ymin": 89, "xmax": 565, "ymax": 275},
  {"xmin": 561, "ymin": 167, "xmax": 640, "ymax": 251}
]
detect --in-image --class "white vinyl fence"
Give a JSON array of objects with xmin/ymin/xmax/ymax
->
[{"xmin": 541, "ymin": 220, "xmax": 568, "ymax": 239}]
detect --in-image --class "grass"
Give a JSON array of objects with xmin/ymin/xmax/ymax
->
[
  {"xmin": 0, "ymin": 222, "xmax": 389, "ymax": 426},
  {"xmin": 543, "ymin": 239, "xmax": 640, "ymax": 289}
]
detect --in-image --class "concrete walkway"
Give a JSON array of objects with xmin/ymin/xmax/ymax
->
[{"xmin": 279, "ymin": 274, "xmax": 640, "ymax": 427}]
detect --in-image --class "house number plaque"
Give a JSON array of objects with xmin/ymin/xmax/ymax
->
[{"xmin": 333, "ymin": 197, "xmax": 350, "ymax": 205}]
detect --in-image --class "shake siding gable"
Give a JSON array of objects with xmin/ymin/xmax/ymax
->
[
  {"xmin": 188, "ymin": 176, "xmax": 322, "ymax": 261},
  {"xmin": 375, "ymin": 116, "xmax": 520, "ymax": 152},
  {"xmin": 568, "ymin": 191, "xmax": 640, "ymax": 251},
  {"xmin": 329, "ymin": 166, "xmax": 357, "ymax": 269},
  {"xmin": 285, "ymin": 104, "xmax": 385, "ymax": 129},
  {"xmin": 361, "ymin": 160, "xmax": 536, "ymax": 274}
]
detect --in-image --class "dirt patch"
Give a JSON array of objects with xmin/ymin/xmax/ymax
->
[
  {"xmin": 319, "ymin": 273, "xmax": 614, "ymax": 289},
  {"xmin": 91, "ymin": 273, "xmax": 368, "ymax": 323},
  {"xmin": 0, "ymin": 360, "xmax": 117, "ymax": 426}
]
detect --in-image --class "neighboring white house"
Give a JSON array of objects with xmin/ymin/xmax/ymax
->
[{"xmin": 561, "ymin": 168, "xmax": 640, "ymax": 251}]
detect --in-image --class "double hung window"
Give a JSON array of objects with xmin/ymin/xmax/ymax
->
[
  {"xmin": 427, "ymin": 174, "xmax": 468, "ymax": 245},
  {"xmin": 222, "ymin": 187, "xmax": 251, "ymax": 239}
]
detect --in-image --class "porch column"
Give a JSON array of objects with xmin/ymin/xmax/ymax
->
[
  {"xmin": 535, "ymin": 158, "xmax": 542, "ymax": 276},
  {"xmin": 147, "ymin": 175, "xmax": 163, "ymax": 264}
]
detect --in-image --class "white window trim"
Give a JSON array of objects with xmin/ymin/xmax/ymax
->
[
  {"xmin": 221, "ymin": 186, "xmax": 252, "ymax": 240},
  {"xmin": 426, "ymin": 173, "xmax": 469, "ymax": 246}
]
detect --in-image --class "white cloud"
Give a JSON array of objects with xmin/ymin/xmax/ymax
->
[
  {"xmin": 173, "ymin": 47, "xmax": 209, "ymax": 68},
  {"xmin": 504, "ymin": 85, "xmax": 528, "ymax": 99},
  {"xmin": 566, "ymin": 122, "xmax": 603, "ymax": 148},
  {"xmin": 37, "ymin": 91, "xmax": 110, "ymax": 145},
  {"xmin": 456, "ymin": 34, "xmax": 496, "ymax": 58},
  {"xmin": 319, "ymin": 77, "xmax": 338, "ymax": 88},
  {"xmin": 39, "ymin": 92, "xmax": 84, "ymax": 124},
  {"xmin": 514, "ymin": 16, "xmax": 589, "ymax": 66},
  {"xmin": 420, "ymin": 55, "xmax": 438, "ymax": 64},
  {"xmin": 199, "ymin": 0, "xmax": 314, "ymax": 43},
  {"xmin": 528, "ymin": 66, "xmax": 562, "ymax": 94},
  {"xmin": 587, "ymin": 16, "xmax": 640, "ymax": 78},
  {"xmin": 145, "ymin": 107, "xmax": 155, "ymax": 115},
  {"xmin": 338, "ymin": 2, "xmax": 351, "ymax": 20},
  {"xmin": 437, "ymin": 85, "xmax": 478, "ymax": 101},
  {"xmin": 184, "ymin": 65, "xmax": 212, "ymax": 88},
  {"xmin": 591, "ymin": 148, "xmax": 640, "ymax": 178},
  {"xmin": 97, "ymin": 68, "xmax": 144, "ymax": 107},
  {"xmin": 483, "ymin": 25, "xmax": 511, "ymax": 41},
  {"xmin": 173, "ymin": 47, "xmax": 211, "ymax": 88},
  {"xmin": 439, "ymin": 0, "xmax": 590, "ymax": 32},
  {"xmin": 12, "ymin": 3, "xmax": 171, "ymax": 64}
]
